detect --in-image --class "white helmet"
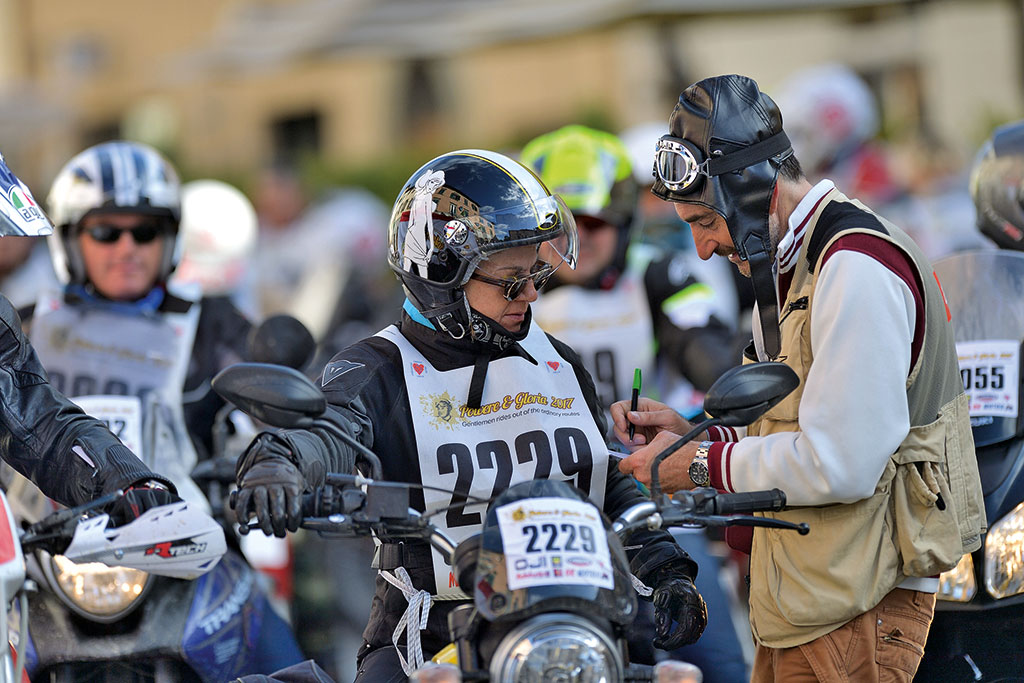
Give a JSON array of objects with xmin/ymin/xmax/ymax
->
[
  {"xmin": 619, "ymin": 122, "xmax": 670, "ymax": 187},
  {"xmin": 172, "ymin": 179, "xmax": 257, "ymax": 296},
  {"xmin": 0, "ymin": 152, "xmax": 53, "ymax": 236},
  {"xmin": 773, "ymin": 63, "xmax": 879, "ymax": 174},
  {"xmin": 46, "ymin": 141, "xmax": 181, "ymax": 285}
]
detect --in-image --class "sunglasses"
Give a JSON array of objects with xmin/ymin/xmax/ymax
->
[
  {"xmin": 82, "ymin": 223, "xmax": 164, "ymax": 245},
  {"xmin": 470, "ymin": 261, "xmax": 556, "ymax": 301}
]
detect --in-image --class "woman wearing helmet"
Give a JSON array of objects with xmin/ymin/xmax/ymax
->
[{"xmin": 233, "ymin": 149, "xmax": 707, "ymax": 681}]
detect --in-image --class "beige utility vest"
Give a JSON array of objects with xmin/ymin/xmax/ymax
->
[{"xmin": 745, "ymin": 189, "xmax": 985, "ymax": 647}]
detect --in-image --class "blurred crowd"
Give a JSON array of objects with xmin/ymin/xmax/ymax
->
[{"xmin": 0, "ymin": 61, "xmax": 1007, "ymax": 681}]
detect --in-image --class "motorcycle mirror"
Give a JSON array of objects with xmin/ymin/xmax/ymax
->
[
  {"xmin": 702, "ymin": 362, "xmax": 799, "ymax": 426},
  {"xmin": 247, "ymin": 314, "xmax": 316, "ymax": 370},
  {"xmin": 211, "ymin": 362, "xmax": 325, "ymax": 428}
]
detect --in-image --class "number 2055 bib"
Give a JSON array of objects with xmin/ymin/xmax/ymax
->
[{"xmin": 378, "ymin": 324, "xmax": 609, "ymax": 597}]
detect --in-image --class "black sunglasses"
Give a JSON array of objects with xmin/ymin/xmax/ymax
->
[
  {"xmin": 82, "ymin": 223, "xmax": 163, "ymax": 245},
  {"xmin": 470, "ymin": 261, "xmax": 555, "ymax": 301}
]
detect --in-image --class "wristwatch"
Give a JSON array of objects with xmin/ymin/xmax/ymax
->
[{"xmin": 688, "ymin": 440, "xmax": 712, "ymax": 487}]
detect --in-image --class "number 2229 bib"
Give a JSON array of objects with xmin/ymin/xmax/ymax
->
[{"xmin": 378, "ymin": 324, "xmax": 609, "ymax": 597}]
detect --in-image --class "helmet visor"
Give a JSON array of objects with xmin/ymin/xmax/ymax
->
[
  {"xmin": 0, "ymin": 154, "xmax": 53, "ymax": 236},
  {"xmin": 468, "ymin": 194, "xmax": 578, "ymax": 271}
]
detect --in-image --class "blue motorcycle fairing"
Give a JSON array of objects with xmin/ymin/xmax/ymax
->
[{"xmin": 181, "ymin": 550, "xmax": 266, "ymax": 681}]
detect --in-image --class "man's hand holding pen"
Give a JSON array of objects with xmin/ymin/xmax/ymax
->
[{"xmin": 610, "ymin": 396, "xmax": 707, "ymax": 493}]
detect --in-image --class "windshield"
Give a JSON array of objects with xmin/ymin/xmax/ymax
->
[{"xmin": 935, "ymin": 250, "xmax": 1024, "ymax": 446}]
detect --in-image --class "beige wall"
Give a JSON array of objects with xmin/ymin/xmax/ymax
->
[{"xmin": 0, "ymin": 0, "xmax": 1020, "ymax": 189}]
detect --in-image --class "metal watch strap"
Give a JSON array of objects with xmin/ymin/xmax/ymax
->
[{"xmin": 689, "ymin": 440, "xmax": 713, "ymax": 487}]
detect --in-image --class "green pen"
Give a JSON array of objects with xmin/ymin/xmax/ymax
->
[{"xmin": 628, "ymin": 368, "xmax": 641, "ymax": 441}]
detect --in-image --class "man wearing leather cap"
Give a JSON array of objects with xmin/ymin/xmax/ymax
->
[{"xmin": 613, "ymin": 74, "xmax": 984, "ymax": 681}]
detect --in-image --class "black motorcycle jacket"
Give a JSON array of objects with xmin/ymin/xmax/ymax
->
[
  {"xmin": 0, "ymin": 294, "xmax": 170, "ymax": 506},
  {"xmin": 256, "ymin": 311, "xmax": 698, "ymax": 656},
  {"xmin": 21, "ymin": 290, "xmax": 252, "ymax": 462}
]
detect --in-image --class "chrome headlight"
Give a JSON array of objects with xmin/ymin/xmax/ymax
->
[
  {"xmin": 985, "ymin": 501, "xmax": 1024, "ymax": 599},
  {"xmin": 489, "ymin": 613, "xmax": 624, "ymax": 683},
  {"xmin": 43, "ymin": 554, "xmax": 151, "ymax": 622},
  {"xmin": 937, "ymin": 553, "xmax": 976, "ymax": 602}
]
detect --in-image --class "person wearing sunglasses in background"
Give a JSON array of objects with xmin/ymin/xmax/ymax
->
[
  {"xmin": 0, "ymin": 152, "xmax": 186, "ymax": 528},
  {"xmin": 232, "ymin": 149, "xmax": 708, "ymax": 682},
  {"xmin": 612, "ymin": 74, "xmax": 985, "ymax": 682},
  {"xmin": 15, "ymin": 141, "xmax": 304, "ymax": 672}
]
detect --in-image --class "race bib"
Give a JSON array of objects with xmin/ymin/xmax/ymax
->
[
  {"xmin": 496, "ymin": 497, "xmax": 613, "ymax": 591},
  {"xmin": 72, "ymin": 395, "xmax": 144, "ymax": 455},
  {"xmin": 956, "ymin": 340, "xmax": 1020, "ymax": 418}
]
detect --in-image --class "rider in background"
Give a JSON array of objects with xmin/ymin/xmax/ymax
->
[
  {"xmin": 22, "ymin": 140, "xmax": 304, "ymax": 671},
  {"xmin": 774, "ymin": 62, "xmax": 988, "ymax": 260},
  {"xmin": 522, "ymin": 124, "xmax": 736, "ymax": 421},
  {"xmin": 522, "ymin": 124, "xmax": 749, "ymax": 682},
  {"xmin": 233, "ymin": 149, "xmax": 708, "ymax": 681},
  {"xmin": 0, "ymin": 151, "xmax": 180, "ymax": 525}
]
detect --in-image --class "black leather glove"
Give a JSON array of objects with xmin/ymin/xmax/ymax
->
[
  {"xmin": 651, "ymin": 573, "xmax": 708, "ymax": 650},
  {"xmin": 107, "ymin": 485, "xmax": 182, "ymax": 527},
  {"xmin": 233, "ymin": 432, "xmax": 306, "ymax": 538}
]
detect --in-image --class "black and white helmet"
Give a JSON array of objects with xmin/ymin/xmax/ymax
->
[
  {"xmin": 46, "ymin": 141, "xmax": 181, "ymax": 285},
  {"xmin": 387, "ymin": 149, "xmax": 578, "ymax": 338}
]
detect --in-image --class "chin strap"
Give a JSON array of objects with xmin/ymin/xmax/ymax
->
[{"xmin": 744, "ymin": 236, "xmax": 781, "ymax": 360}]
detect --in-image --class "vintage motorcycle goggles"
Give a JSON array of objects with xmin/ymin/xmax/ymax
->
[
  {"xmin": 470, "ymin": 260, "xmax": 556, "ymax": 301},
  {"xmin": 82, "ymin": 222, "xmax": 165, "ymax": 245},
  {"xmin": 654, "ymin": 131, "xmax": 792, "ymax": 195}
]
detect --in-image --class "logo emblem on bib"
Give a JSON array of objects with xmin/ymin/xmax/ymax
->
[
  {"xmin": 411, "ymin": 362, "xmax": 426, "ymax": 377},
  {"xmin": 420, "ymin": 391, "xmax": 458, "ymax": 430},
  {"xmin": 546, "ymin": 361, "xmax": 561, "ymax": 373}
]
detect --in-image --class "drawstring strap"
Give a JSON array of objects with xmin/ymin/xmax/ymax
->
[
  {"xmin": 380, "ymin": 567, "xmax": 433, "ymax": 675},
  {"xmin": 631, "ymin": 573, "xmax": 654, "ymax": 597}
]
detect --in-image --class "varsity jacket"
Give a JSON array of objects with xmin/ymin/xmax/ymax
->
[{"xmin": 705, "ymin": 181, "xmax": 984, "ymax": 647}]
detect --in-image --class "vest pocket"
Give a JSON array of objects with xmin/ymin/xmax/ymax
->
[
  {"xmin": 891, "ymin": 412, "xmax": 965, "ymax": 577},
  {"xmin": 754, "ymin": 491, "xmax": 899, "ymax": 629}
]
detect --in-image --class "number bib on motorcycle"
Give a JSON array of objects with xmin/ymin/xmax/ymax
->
[
  {"xmin": 496, "ymin": 496, "xmax": 614, "ymax": 590},
  {"xmin": 29, "ymin": 291, "xmax": 205, "ymax": 506},
  {"xmin": 957, "ymin": 339, "xmax": 1020, "ymax": 418},
  {"xmin": 379, "ymin": 323, "xmax": 609, "ymax": 597}
]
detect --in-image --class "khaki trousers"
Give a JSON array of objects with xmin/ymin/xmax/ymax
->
[{"xmin": 750, "ymin": 588, "xmax": 936, "ymax": 683}]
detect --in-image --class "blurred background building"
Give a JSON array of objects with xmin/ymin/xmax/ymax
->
[{"xmin": 0, "ymin": 0, "xmax": 1021, "ymax": 199}]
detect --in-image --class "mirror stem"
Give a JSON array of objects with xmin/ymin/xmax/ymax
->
[{"xmin": 650, "ymin": 417, "xmax": 722, "ymax": 501}]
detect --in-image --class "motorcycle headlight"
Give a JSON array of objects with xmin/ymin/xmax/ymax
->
[
  {"xmin": 936, "ymin": 553, "xmax": 976, "ymax": 602},
  {"xmin": 986, "ymin": 501, "xmax": 1024, "ymax": 599},
  {"xmin": 489, "ymin": 614, "xmax": 624, "ymax": 683},
  {"xmin": 45, "ymin": 554, "xmax": 151, "ymax": 622}
]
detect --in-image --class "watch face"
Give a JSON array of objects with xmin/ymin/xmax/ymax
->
[{"xmin": 688, "ymin": 460, "xmax": 710, "ymax": 487}]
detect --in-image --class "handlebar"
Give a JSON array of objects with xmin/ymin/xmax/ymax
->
[{"xmin": 613, "ymin": 487, "xmax": 808, "ymax": 538}]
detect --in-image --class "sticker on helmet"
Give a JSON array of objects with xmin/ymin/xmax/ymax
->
[
  {"xmin": 402, "ymin": 169, "xmax": 446, "ymax": 275},
  {"xmin": 0, "ymin": 153, "xmax": 52, "ymax": 235},
  {"xmin": 444, "ymin": 220, "xmax": 468, "ymax": 246}
]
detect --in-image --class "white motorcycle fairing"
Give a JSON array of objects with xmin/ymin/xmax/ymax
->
[{"xmin": 62, "ymin": 502, "xmax": 226, "ymax": 579}]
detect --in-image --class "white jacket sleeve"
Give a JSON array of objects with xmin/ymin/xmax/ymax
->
[{"xmin": 726, "ymin": 250, "xmax": 916, "ymax": 506}]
